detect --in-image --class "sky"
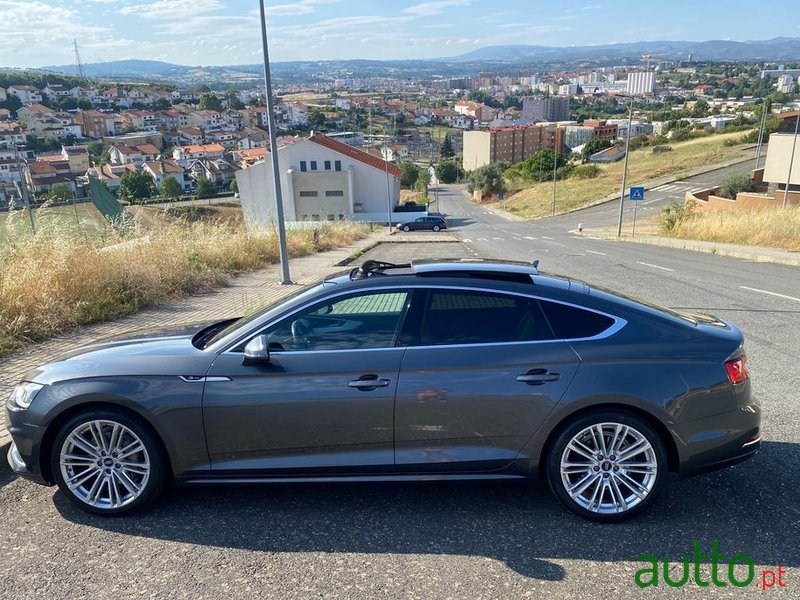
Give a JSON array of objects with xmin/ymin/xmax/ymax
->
[{"xmin": 0, "ymin": 0, "xmax": 798, "ymax": 68}]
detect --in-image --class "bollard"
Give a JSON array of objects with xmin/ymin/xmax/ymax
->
[{"xmin": 578, "ymin": 222, "xmax": 584, "ymax": 232}]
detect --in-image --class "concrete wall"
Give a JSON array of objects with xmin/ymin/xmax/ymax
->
[
  {"xmin": 763, "ymin": 133, "xmax": 800, "ymax": 186},
  {"xmin": 463, "ymin": 130, "xmax": 492, "ymax": 170},
  {"xmin": 687, "ymin": 187, "xmax": 800, "ymax": 213}
]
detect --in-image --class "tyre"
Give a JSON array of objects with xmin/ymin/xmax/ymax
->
[
  {"xmin": 432, "ymin": 225, "xmax": 441, "ymax": 232},
  {"xmin": 546, "ymin": 410, "xmax": 667, "ymax": 522},
  {"xmin": 50, "ymin": 408, "xmax": 168, "ymax": 516},
  {"xmin": 402, "ymin": 225, "xmax": 410, "ymax": 232}
]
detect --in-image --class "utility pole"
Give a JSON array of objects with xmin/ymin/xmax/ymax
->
[
  {"xmin": 258, "ymin": 0, "xmax": 292, "ymax": 284},
  {"xmin": 781, "ymin": 112, "xmax": 799, "ymax": 209},
  {"xmin": 14, "ymin": 144, "xmax": 35, "ymax": 233},
  {"xmin": 754, "ymin": 100, "xmax": 769, "ymax": 169},
  {"xmin": 616, "ymin": 95, "xmax": 634, "ymax": 237},
  {"xmin": 384, "ymin": 138, "xmax": 393, "ymax": 231},
  {"xmin": 551, "ymin": 145, "xmax": 558, "ymax": 216}
]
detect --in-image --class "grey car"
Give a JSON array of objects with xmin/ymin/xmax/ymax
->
[{"xmin": 6, "ymin": 259, "xmax": 760, "ymax": 521}]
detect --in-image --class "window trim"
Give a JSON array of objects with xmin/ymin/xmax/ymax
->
[{"xmin": 220, "ymin": 284, "xmax": 625, "ymax": 355}]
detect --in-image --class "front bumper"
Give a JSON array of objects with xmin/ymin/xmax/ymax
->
[
  {"xmin": 5, "ymin": 406, "xmax": 50, "ymax": 485},
  {"xmin": 7, "ymin": 442, "xmax": 47, "ymax": 483}
]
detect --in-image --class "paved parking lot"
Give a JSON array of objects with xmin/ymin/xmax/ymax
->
[{"xmin": 1, "ymin": 238, "xmax": 798, "ymax": 599}]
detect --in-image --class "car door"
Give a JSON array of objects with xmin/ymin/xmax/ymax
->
[
  {"xmin": 394, "ymin": 287, "xmax": 580, "ymax": 472},
  {"xmin": 202, "ymin": 289, "xmax": 411, "ymax": 474}
]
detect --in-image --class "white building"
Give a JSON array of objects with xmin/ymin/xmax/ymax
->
[
  {"xmin": 7, "ymin": 85, "xmax": 43, "ymax": 104},
  {"xmin": 237, "ymin": 133, "xmax": 400, "ymax": 227},
  {"xmin": 626, "ymin": 71, "xmax": 656, "ymax": 95},
  {"xmin": 777, "ymin": 74, "xmax": 797, "ymax": 93}
]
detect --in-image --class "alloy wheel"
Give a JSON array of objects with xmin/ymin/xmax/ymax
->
[
  {"xmin": 559, "ymin": 422, "xmax": 658, "ymax": 515},
  {"xmin": 59, "ymin": 419, "xmax": 151, "ymax": 510}
]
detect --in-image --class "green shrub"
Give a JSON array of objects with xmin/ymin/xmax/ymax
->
[{"xmin": 661, "ymin": 199, "xmax": 696, "ymax": 233}]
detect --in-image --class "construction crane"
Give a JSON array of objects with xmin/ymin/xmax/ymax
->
[
  {"xmin": 73, "ymin": 39, "xmax": 87, "ymax": 81},
  {"xmin": 641, "ymin": 54, "xmax": 653, "ymax": 72}
]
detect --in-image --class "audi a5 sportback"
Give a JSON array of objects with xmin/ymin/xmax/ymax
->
[{"xmin": 6, "ymin": 259, "xmax": 760, "ymax": 521}]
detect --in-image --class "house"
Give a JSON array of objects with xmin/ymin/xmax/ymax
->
[
  {"xmin": 462, "ymin": 124, "xmax": 566, "ymax": 170},
  {"xmin": 286, "ymin": 103, "xmax": 308, "ymax": 126},
  {"xmin": 172, "ymin": 143, "xmax": 225, "ymax": 167},
  {"xmin": 61, "ymin": 146, "xmax": 91, "ymax": 175},
  {"xmin": 189, "ymin": 157, "xmax": 239, "ymax": 189},
  {"xmin": 237, "ymin": 132, "xmax": 401, "ymax": 225},
  {"xmin": 161, "ymin": 110, "xmax": 191, "ymax": 131},
  {"xmin": 762, "ymin": 110, "xmax": 800, "ymax": 206},
  {"xmin": 16, "ymin": 103, "xmax": 56, "ymax": 124},
  {"xmin": 0, "ymin": 87, "xmax": 6, "ymax": 102},
  {"xmin": 232, "ymin": 147, "xmax": 268, "ymax": 168},
  {"xmin": 177, "ymin": 127, "xmax": 205, "ymax": 145},
  {"xmin": 75, "ymin": 110, "xmax": 118, "ymax": 139},
  {"xmin": 0, "ymin": 108, "xmax": 11, "ymax": 121},
  {"xmin": 236, "ymin": 128, "xmax": 268, "ymax": 150},
  {"xmin": 109, "ymin": 144, "xmax": 160, "ymax": 167},
  {"xmin": 120, "ymin": 110, "xmax": 157, "ymax": 132},
  {"xmin": 7, "ymin": 85, "xmax": 43, "ymax": 104},
  {"xmin": 43, "ymin": 84, "xmax": 72, "ymax": 98},
  {"xmin": 0, "ymin": 123, "xmax": 26, "ymax": 148},
  {"xmin": 588, "ymin": 145, "xmax": 627, "ymax": 163},
  {"xmin": 142, "ymin": 159, "xmax": 192, "ymax": 192},
  {"xmin": 583, "ymin": 119, "xmax": 619, "ymax": 141},
  {"xmin": 86, "ymin": 163, "xmax": 137, "ymax": 191},
  {"xmin": 189, "ymin": 110, "xmax": 221, "ymax": 129},
  {"xmin": 24, "ymin": 160, "xmax": 75, "ymax": 195}
]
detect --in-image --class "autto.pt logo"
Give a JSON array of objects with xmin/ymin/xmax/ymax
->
[{"xmin": 635, "ymin": 541, "xmax": 788, "ymax": 589}]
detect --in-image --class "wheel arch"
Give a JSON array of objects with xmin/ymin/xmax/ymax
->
[
  {"xmin": 39, "ymin": 400, "xmax": 174, "ymax": 485},
  {"xmin": 537, "ymin": 402, "xmax": 681, "ymax": 479}
]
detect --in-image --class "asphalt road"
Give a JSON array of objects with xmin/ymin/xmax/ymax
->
[{"xmin": 2, "ymin": 179, "xmax": 799, "ymax": 598}]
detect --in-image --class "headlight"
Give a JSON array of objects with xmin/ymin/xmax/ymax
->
[{"xmin": 9, "ymin": 382, "xmax": 44, "ymax": 410}]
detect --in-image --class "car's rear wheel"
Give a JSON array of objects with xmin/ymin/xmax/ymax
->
[
  {"xmin": 402, "ymin": 225, "xmax": 410, "ymax": 232},
  {"xmin": 546, "ymin": 410, "xmax": 667, "ymax": 522},
  {"xmin": 432, "ymin": 225, "xmax": 441, "ymax": 231},
  {"xmin": 50, "ymin": 408, "xmax": 168, "ymax": 516}
]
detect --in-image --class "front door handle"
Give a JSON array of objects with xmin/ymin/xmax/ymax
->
[
  {"xmin": 516, "ymin": 369, "xmax": 560, "ymax": 385},
  {"xmin": 348, "ymin": 374, "xmax": 391, "ymax": 390}
]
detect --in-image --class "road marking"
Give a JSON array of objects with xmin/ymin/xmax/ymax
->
[
  {"xmin": 637, "ymin": 261, "xmax": 675, "ymax": 272},
  {"xmin": 652, "ymin": 184, "xmax": 671, "ymax": 191},
  {"xmin": 477, "ymin": 237, "xmax": 488, "ymax": 241},
  {"xmin": 585, "ymin": 249, "xmax": 607, "ymax": 256},
  {"xmin": 541, "ymin": 235, "xmax": 554, "ymax": 240},
  {"xmin": 493, "ymin": 237, "xmax": 505, "ymax": 241},
  {"xmin": 524, "ymin": 236, "xmax": 537, "ymax": 240},
  {"xmin": 462, "ymin": 238, "xmax": 472, "ymax": 243},
  {"xmin": 740, "ymin": 286, "xmax": 800, "ymax": 303}
]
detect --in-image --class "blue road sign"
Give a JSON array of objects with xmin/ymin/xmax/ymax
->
[
  {"xmin": 630, "ymin": 186, "xmax": 645, "ymax": 201},
  {"xmin": 498, "ymin": 192, "xmax": 505, "ymax": 201}
]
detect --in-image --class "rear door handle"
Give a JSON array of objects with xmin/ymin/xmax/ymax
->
[
  {"xmin": 348, "ymin": 374, "xmax": 391, "ymax": 390},
  {"xmin": 516, "ymin": 369, "xmax": 560, "ymax": 385}
]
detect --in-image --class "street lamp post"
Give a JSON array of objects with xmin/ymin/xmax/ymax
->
[
  {"xmin": 616, "ymin": 95, "xmax": 634, "ymax": 238},
  {"xmin": 551, "ymin": 144, "xmax": 558, "ymax": 217},
  {"xmin": 258, "ymin": 0, "xmax": 292, "ymax": 284},
  {"xmin": 754, "ymin": 100, "xmax": 769, "ymax": 169}
]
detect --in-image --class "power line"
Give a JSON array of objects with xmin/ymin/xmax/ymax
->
[{"xmin": 73, "ymin": 39, "xmax": 87, "ymax": 81}]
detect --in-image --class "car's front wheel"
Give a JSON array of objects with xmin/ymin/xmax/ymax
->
[
  {"xmin": 402, "ymin": 225, "xmax": 410, "ymax": 232},
  {"xmin": 432, "ymin": 225, "xmax": 441, "ymax": 231},
  {"xmin": 50, "ymin": 408, "xmax": 168, "ymax": 515},
  {"xmin": 546, "ymin": 410, "xmax": 667, "ymax": 522}
]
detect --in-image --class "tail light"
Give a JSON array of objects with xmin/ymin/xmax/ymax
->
[{"xmin": 725, "ymin": 355, "xmax": 750, "ymax": 384}]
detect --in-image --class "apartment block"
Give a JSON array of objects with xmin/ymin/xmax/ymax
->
[
  {"xmin": 522, "ymin": 96, "xmax": 570, "ymax": 122},
  {"xmin": 626, "ymin": 71, "xmax": 655, "ymax": 95},
  {"xmin": 462, "ymin": 125, "xmax": 566, "ymax": 170}
]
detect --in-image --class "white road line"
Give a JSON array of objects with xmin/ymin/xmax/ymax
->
[
  {"xmin": 477, "ymin": 237, "xmax": 488, "ymax": 241},
  {"xmin": 637, "ymin": 261, "xmax": 675, "ymax": 272},
  {"xmin": 585, "ymin": 249, "xmax": 607, "ymax": 256},
  {"xmin": 524, "ymin": 236, "xmax": 537, "ymax": 240},
  {"xmin": 462, "ymin": 239, "xmax": 472, "ymax": 243},
  {"xmin": 492, "ymin": 237, "xmax": 505, "ymax": 241},
  {"xmin": 740, "ymin": 286, "xmax": 800, "ymax": 303},
  {"xmin": 541, "ymin": 235, "xmax": 554, "ymax": 240},
  {"xmin": 652, "ymin": 184, "xmax": 671, "ymax": 191}
]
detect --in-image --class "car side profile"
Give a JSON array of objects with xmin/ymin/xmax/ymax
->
[
  {"xmin": 6, "ymin": 259, "xmax": 760, "ymax": 521},
  {"xmin": 399, "ymin": 216, "xmax": 447, "ymax": 232}
]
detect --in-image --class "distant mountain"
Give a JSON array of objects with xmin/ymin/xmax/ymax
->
[
  {"xmin": 446, "ymin": 38, "xmax": 800, "ymax": 63},
  {"xmin": 35, "ymin": 37, "xmax": 800, "ymax": 83}
]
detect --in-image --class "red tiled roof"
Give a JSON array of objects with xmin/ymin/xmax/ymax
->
[
  {"xmin": 307, "ymin": 134, "xmax": 400, "ymax": 178},
  {"xmin": 136, "ymin": 144, "xmax": 160, "ymax": 155}
]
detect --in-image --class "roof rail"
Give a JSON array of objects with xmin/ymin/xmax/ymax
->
[
  {"xmin": 349, "ymin": 260, "xmax": 410, "ymax": 280},
  {"xmin": 411, "ymin": 258, "xmax": 540, "ymax": 276}
]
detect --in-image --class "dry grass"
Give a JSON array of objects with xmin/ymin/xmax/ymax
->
[
  {"xmin": 0, "ymin": 214, "xmax": 368, "ymax": 356},
  {"xmin": 494, "ymin": 132, "xmax": 753, "ymax": 220},
  {"xmin": 668, "ymin": 206, "xmax": 800, "ymax": 251}
]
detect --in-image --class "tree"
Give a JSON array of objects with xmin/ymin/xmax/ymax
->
[
  {"xmin": 160, "ymin": 175, "xmax": 182, "ymax": 200},
  {"xmin": 196, "ymin": 177, "xmax": 218, "ymax": 199},
  {"xmin": 118, "ymin": 170, "xmax": 156, "ymax": 202},
  {"xmin": 581, "ymin": 138, "xmax": 613, "ymax": 161},
  {"xmin": 400, "ymin": 161, "xmax": 421, "ymax": 189},
  {"xmin": 468, "ymin": 163, "xmax": 505, "ymax": 197},
  {"xmin": 505, "ymin": 149, "xmax": 566, "ymax": 183},
  {"xmin": 691, "ymin": 98, "xmax": 709, "ymax": 118},
  {"xmin": 414, "ymin": 169, "xmax": 431, "ymax": 192},
  {"xmin": 440, "ymin": 134, "xmax": 455, "ymax": 159},
  {"xmin": 435, "ymin": 160, "xmax": 461, "ymax": 184},
  {"xmin": 198, "ymin": 93, "xmax": 223, "ymax": 112},
  {"xmin": 48, "ymin": 183, "xmax": 72, "ymax": 202},
  {"xmin": 308, "ymin": 109, "xmax": 327, "ymax": 128},
  {"xmin": 226, "ymin": 92, "xmax": 245, "ymax": 110},
  {"xmin": 228, "ymin": 178, "xmax": 238, "ymax": 193}
]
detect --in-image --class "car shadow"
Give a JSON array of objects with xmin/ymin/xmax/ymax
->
[{"xmin": 47, "ymin": 440, "xmax": 800, "ymax": 580}]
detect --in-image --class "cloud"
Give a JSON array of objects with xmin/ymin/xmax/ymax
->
[
  {"xmin": 403, "ymin": 0, "xmax": 471, "ymax": 17},
  {"xmin": 267, "ymin": 0, "xmax": 341, "ymax": 17},
  {"xmin": 120, "ymin": 0, "xmax": 223, "ymax": 20}
]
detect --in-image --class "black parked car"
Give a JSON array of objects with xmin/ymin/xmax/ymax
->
[
  {"xmin": 399, "ymin": 216, "xmax": 447, "ymax": 232},
  {"xmin": 6, "ymin": 259, "xmax": 759, "ymax": 521}
]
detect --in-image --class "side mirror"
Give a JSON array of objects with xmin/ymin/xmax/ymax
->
[{"xmin": 243, "ymin": 334, "xmax": 270, "ymax": 365}]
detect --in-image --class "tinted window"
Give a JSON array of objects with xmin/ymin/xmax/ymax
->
[
  {"xmin": 540, "ymin": 301, "xmax": 615, "ymax": 339},
  {"xmin": 300, "ymin": 161, "xmax": 307, "ymax": 172},
  {"xmin": 420, "ymin": 290, "xmax": 553, "ymax": 346},
  {"xmin": 324, "ymin": 160, "xmax": 331, "ymax": 170},
  {"xmin": 264, "ymin": 291, "xmax": 409, "ymax": 351},
  {"xmin": 334, "ymin": 160, "xmax": 342, "ymax": 171},
  {"xmin": 310, "ymin": 161, "xmax": 317, "ymax": 170}
]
